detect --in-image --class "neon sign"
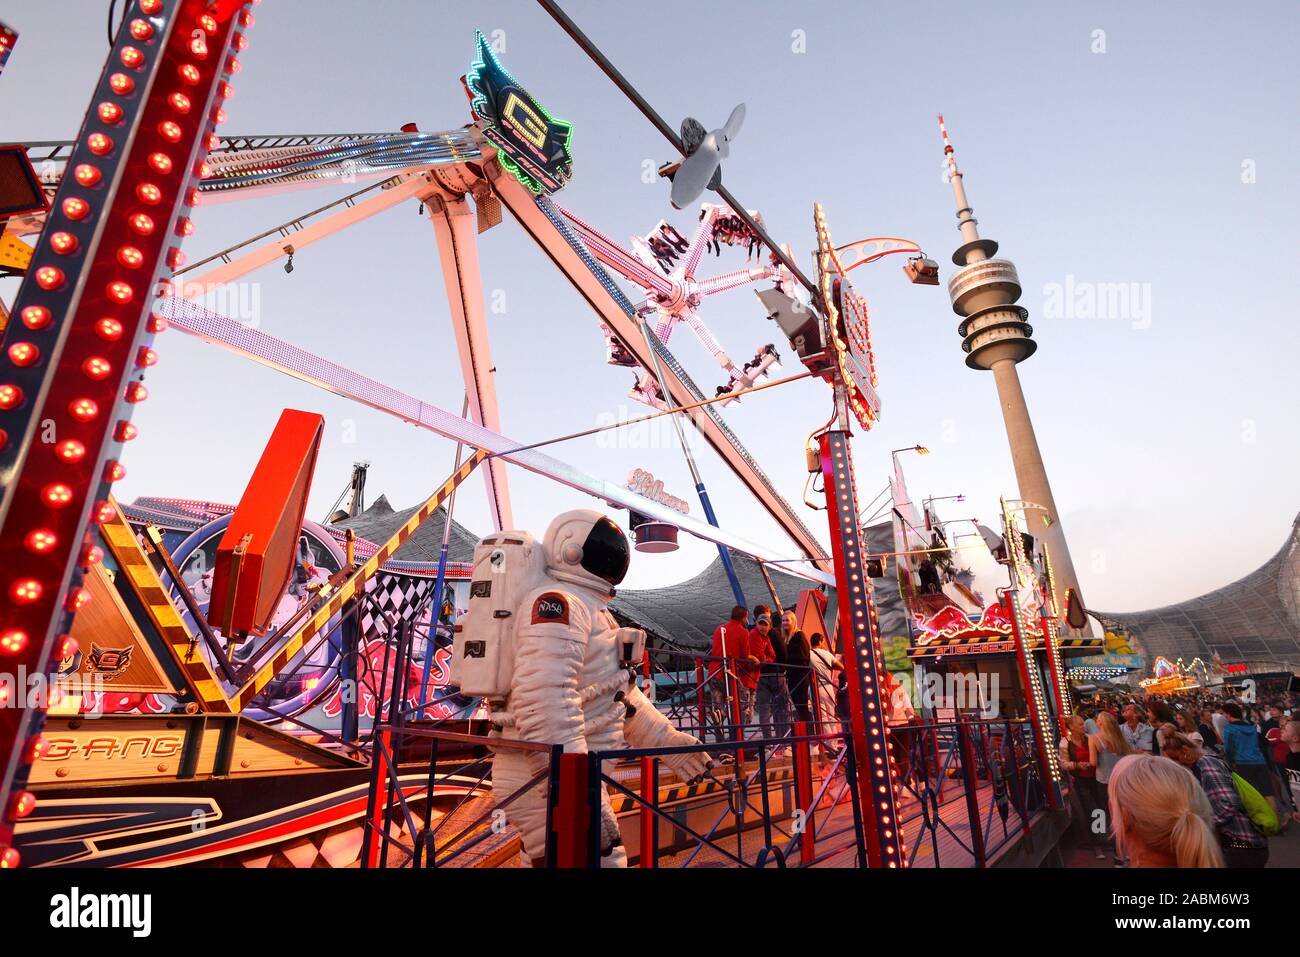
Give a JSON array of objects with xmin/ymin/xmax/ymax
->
[
  {"xmin": 467, "ymin": 31, "xmax": 574, "ymax": 194},
  {"xmin": 813, "ymin": 204, "xmax": 880, "ymax": 430}
]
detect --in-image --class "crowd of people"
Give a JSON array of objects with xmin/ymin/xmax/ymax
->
[
  {"xmin": 700, "ymin": 610, "xmax": 1300, "ymax": 869},
  {"xmin": 1062, "ymin": 687, "xmax": 1300, "ymax": 868},
  {"xmin": 704, "ymin": 603, "xmax": 914, "ymax": 754}
]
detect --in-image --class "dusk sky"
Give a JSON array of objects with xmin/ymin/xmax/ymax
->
[{"xmin": 3, "ymin": 1, "xmax": 1297, "ymax": 613}]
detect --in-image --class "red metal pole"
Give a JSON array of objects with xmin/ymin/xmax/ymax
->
[
  {"xmin": 365, "ymin": 728, "xmax": 391, "ymax": 867},
  {"xmin": 818, "ymin": 431, "xmax": 905, "ymax": 868},
  {"xmin": 695, "ymin": 656, "xmax": 706, "ymax": 734},
  {"xmin": 639, "ymin": 756, "xmax": 658, "ymax": 868},
  {"xmin": 0, "ymin": 0, "xmax": 254, "ymax": 866},
  {"xmin": 552, "ymin": 752, "xmax": 591, "ymax": 868},
  {"xmin": 792, "ymin": 720, "xmax": 816, "ymax": 863}
]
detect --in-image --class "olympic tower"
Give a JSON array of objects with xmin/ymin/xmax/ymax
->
[{"xmin": 939, "ymin": 116, "xmax": 1086, "ymax": 621}]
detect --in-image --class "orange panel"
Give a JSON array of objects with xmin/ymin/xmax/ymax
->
[{"xmin": 208, "ymin": 409, "xmax": 324, "ymax": 636}]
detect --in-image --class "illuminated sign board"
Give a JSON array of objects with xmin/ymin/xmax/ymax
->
[
  {"xmin": 467, "ymin": 31, "xmax": 574, "ymax": 194},
  {"xmin": 813, "ymin": 204, "xmax": 880, "ymax": 430}
]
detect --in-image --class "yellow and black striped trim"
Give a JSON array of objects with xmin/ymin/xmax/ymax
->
[
  {"xmin": 610, "ymin": 767, "xmax": 796, "ymax": 814},
  {"xmin": 100, "ymin": 499, "xmax": 234, "ymax": 713},
  {"xmin": 907, "ymin": 634, "xmax": 1105, "ymax": 659}
]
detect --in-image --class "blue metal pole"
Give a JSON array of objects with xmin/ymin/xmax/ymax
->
[
  {"xmin": 697, "ymin": 483, "xmax": 746, "ymax": 610},
  {"xmin": 417, "ymin": 541, "xmax": 451, "ymax": 715},
  {"xmin": 639, "ymin": 317, "xmax": 746, "ymax": 610}
]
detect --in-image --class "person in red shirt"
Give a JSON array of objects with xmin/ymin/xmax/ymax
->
[{"xmin": 708, "ymin": 606, "xmax": 755, "ymax": 739}]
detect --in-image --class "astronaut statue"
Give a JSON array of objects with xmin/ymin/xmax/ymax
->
[{"xmin": 452, "ymin": 509, "xmax": 710, "ymax": 866}]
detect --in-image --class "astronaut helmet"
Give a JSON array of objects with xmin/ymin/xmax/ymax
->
[{"xmin": 543, "ymin": 509, "xmax": 631, "ymax": 591}]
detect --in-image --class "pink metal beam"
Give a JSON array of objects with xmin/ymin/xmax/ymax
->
[{"xmin": 426, "ymin": 194, "xmax": 511, "ymax": 530}]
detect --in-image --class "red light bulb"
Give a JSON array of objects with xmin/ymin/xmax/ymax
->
[
  {"xmin": 109, "ymin": 72, "xmax": 135, "ymax": 95},
  {"xmin": 87, "ymin": 132, "xmax": 114, "ymax": 155},
  {"xmin": 73, "ymin": 164, "xmax": 101, "ymax": 187},
  {"xmin": 178, "ymin": 63, "xmax": 201, "ymax": 85},
  {"xmin": 139, "ymin": 0, "xmax": 162, "ymax": 12},
  {"xmin": 69, "ymin": 397, "xmax": 99, "ymax": 421},
  {"xmin": 137, "ymin": 182, "xmax": 162, "ymax": 204},
  {"xmin": 95, "ymin": 317, "xmax": 124, "ymax": 341},
  {"xmin": 55, "ymin": 439, "xmax": 86, "ymax": 463},
  {"xmin": 67, "ymin": 587, "xmax": 92, "ymax": 612},
  {"xmin": 98, "ymin": 101, "xmax": 124, "ymax": 124},
  {"xmin": 198, "ymin": 13, "xmax": 217, "ymax": 32},
  {"xmin": 20, "ymin": 306, "xmax": 50, "ymax": 329},
  {"xmin": 120, "ymin": 46, "xmax": 144, "ymax": 68},
  {"xmin": 24, "ymin": 529, "xmax": 57, "ymax": 554},
  {"xmin": 82, "ymin": 356, "xmax": 112, "ymax": 380},
  {"xmin": 0, "ymin": 847, "xmax": 19, "ymax": 870},
  {"xmin": 107, "ymin": 280, "xmax": 134, "ymax": 303},
  {"xmin": 0, "ymin": 630, "xmax": 28, "ymax": 655},
  {"xmin": 148, "ymin": 151, "xmax": 173, "ymax": 174},
  {"xmin": 175, "ymin": 216, "xmax": 194, "ymax": 236},
  {"xmin": 0, "ymin": 384, "xmax": 23, "ymax": 409},
  {"xmin": 49, "ymin": 231, "xmax": 78, "ymax": 254},
  {"xmin": 115, "ymin": 421, "xmax": 138, "ymax": 442},
  {"xmin": 95, "ymin": 501, "xmax": 115, "ymax": 524},
  {"xmin": 35, "ymin": 266, "xmax": 65, "ymax": 290},
  {"xmin": 227, "ymin": 56, "xmax": 242, "ymax": 75},
  {"xmin": 136, "ymin": 347, "xmax": 158, "ymax": 367},
  {"xmin": 129, "ymin": 212, "xmax": 154, "ymax": 235},
  {"xmin": 125, "ymin": 382, "xmax": 149, "ymax": 403},
  {"xmin": 168, "ymin": 92, "xmax": 191, "ymax": 114},
  {"xmin": 10, "ymin": 578, "xmax": 43, "ymax": 604},
  {"xmin": 63, "ymin": 196, "xmax": 90, "ymax": 220},
  {"xmin": 83, "ymin": 544, "xmax": 104, "ymax": 566},
  {"xmin": 147, "ymin": 313, "xmax": 168, "ymax": 334},
  {"xmin": 105, "ymin": 461, "xmax": 126, "ymax": 483},
  {"xmin": 41, "ymin": 483, "xmax": 73, "ymax": 507},
  {"xmin": 168, "ymin": 247, "xmax": 186, "ymax": 268},
  {"xmin": 117, "ymin": 246, "xmax": 144, "ymax": 268},
  {"xmin": 129, "ymin": 19, "xmax": 154, "ymax": 41},
  {"xmin": 8, "ymin": 343, "xmax": 39, "ymax": 367},
  {"xmin": 9, "ymin": 791, "xmax": 35, "ymax": 820}
]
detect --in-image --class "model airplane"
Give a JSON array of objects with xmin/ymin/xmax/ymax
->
[{"xmin": 663, "ymin": 104, "xmax": 746, "ymax": 210}]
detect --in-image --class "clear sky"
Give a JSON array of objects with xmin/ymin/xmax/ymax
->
[{"xmin": 3, "ymin": 1, "xmax": 1297, "ymax": 612}]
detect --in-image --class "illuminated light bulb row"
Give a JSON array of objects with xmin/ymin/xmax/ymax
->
[
  {"xmin": 827, "ymin": 433, "xmax": 903, "ymax": 866},
  {"xmin": 1009, "ymin": 592, "xmax": 1062, "ymax": 783}
]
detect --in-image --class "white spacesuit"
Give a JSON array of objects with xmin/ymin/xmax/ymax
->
[{"xmin": 489, "ymin": 510, "xmax": 710, "ymax": 867}]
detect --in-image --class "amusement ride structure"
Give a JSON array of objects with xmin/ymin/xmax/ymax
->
[{"xmin": 0, "ymin": 0, "xmax": 1100, "ymax": 870}]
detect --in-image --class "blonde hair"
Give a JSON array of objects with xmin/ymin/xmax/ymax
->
[
  {"xmin": 1107, "ymin": 754, "xmax": 1223, "ymax": 868},
  {"xmin": 1096, "ymin": 711, "xmax": 1132, "ymax": 757}
]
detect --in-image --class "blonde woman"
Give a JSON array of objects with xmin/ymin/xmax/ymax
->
[
  {"xmin": 1090, "ymin": 711, "xmax": 1133, "ymax": 865},
  {"xmin": 1107, "ymin": 754, "xmax": 1224, "ymax": 868}
]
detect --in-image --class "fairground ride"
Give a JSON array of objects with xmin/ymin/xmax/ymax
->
[{"xmin": 0, "ymin": 1, "xmax": 1072, "ymax": 870}]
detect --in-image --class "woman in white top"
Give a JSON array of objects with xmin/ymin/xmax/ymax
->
[
  {"xmin": 1174, "ymin": 710, "xmax": 1204, "ymax": 747},
  {"xmin": 808, "ymin": 633, "xmax": 842, "ymax": 738},
  {"xmin": 1090, "ymin": 711, "xmax": 1134, "ymax": 866}
]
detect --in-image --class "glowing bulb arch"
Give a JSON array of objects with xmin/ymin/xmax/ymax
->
[{"xmin": 0, "ymin": 0, "xmax": 255, "ymax": 866}]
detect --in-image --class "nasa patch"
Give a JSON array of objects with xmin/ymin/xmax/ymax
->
[{"xmin": 531, "ymin": 592, "xmax": 569, "ymax": 625}]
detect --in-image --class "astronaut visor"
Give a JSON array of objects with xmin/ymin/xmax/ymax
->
[{"xmin": 581, "ymin": 517, "xmax": 630, "ymax": 585}]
